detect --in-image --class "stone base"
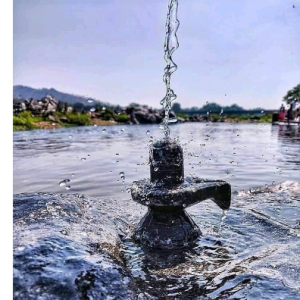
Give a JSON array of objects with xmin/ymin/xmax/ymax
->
[{"xmin": 134, "ymin": 207, "xmax": 201, "ymax": 249}]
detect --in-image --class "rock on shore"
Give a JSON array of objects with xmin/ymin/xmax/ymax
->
[{"xmin": 126, "ymin": 105, "xmax": 176, "ymax": 125}]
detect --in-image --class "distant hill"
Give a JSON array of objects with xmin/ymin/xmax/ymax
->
[{"xmin": 13, "ymin": 85, "xmax": 112, "ymax": 107}]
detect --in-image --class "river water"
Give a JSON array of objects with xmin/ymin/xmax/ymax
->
[
  {"xmin": 14, "ymin": 123, "xmax": 299, "ymax": 197},
  {"xmin": 13, "ymin": 122, "xmax": 300, "ymax": 299}
]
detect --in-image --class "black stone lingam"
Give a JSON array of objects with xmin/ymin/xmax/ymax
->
[{"xmin": 131, "ymin": 138, "xmax": 231, "ymax": 249}]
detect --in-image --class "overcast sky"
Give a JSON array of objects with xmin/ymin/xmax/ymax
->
[{"xmin": 14, "ymin": 0, "xmax": 300, "ymax": 109}]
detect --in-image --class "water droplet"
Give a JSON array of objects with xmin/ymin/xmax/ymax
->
[
  {"xmin": 154, "ymin": 167, "xmax": 159, "ymax": 172},
  {"xmin": 222, "ymin": 209, "xmax": 228, "ymax": 221},
  {"xmin": 71, "ymin": 174, "xmax": 75, "ymax": 177},
  {"xmin": 59, "ymin": 179, "xmax": 70, "ymax": 187},
  {"xmin": 183, "ymin": 204, "xmax": 186, "ymax": 208},
  {"xmin": 146, "ymin": 130, "xmax": 150, "ymax": 135},
  {"xmin": 68, "ymin": 135, "xmax": 73, "ymax": 138},
  {"xmin": 121, "ymin": 128, "xmax": 125, "ymax": 132},
  {"xmin": 218, "ymin": 209, "xmax": 229, "ymax": 233},
  {"xmin": 102, "ymin": 107, "xmax": 106, "ymax": 111},
  {"xmin": 66, "ymin": 186, "xmax": 71, "ymax": 190},
  {"xmin": 81, "ymin": 158, "xmax": 86, "ymax": 161},
  {"xmin": 102, "ymin": 128, "xmax": 106, "ymax": 132},
  {"xmin": 261, "ymin": 110, "xmax": 264, "ymax": 113},
  {"xmin": 87, "ymin": 98, "xmax": 94, "ymax": 103},
  {"xmin": 119, "ymin": 172, "xmax": 124, "ymax": 176},
  {"xmin": 116, "ymin": 153, "xmax": 119, "ymax": 156},
  {"xmin": 90, "ymin": 107, "xmax": 96, "ymax": 112}
]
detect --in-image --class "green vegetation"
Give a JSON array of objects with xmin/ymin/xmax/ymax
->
[
  {"xmin": 13, "ymin": 111, "xmax": 92, "ymax": 131},
  {"xmin": 176, "ymin": 113, "xmax": 189, "ymax": 119},
  {"xmin": 13, "ymin": 102, "xmax": 273, "ymax": 132},
  {"xmin": 115, "ymin": 113, "xmax": 130, "ymax": 123},
  {"xmin": 13, "ymin": 107, "xmax": 133, "ymax": 131},
  {"xmin": 172, "ymin": 102, "xmax": 246, "ymax": 114},
  {"xmin": 13, "ymin": 111, "xmax": 42, "ymax": 130},
  {"xmin": 283, "ymin": 83, "xmax": 300, "ymax": 104},
  {"xmin": 100, "ymin": 108, "xmax": 114, "ymax": 121},
  {"xmin": 226, "ymin": 115, "xmax": 250, "ymax": 122},
  {"xmin": 65, "ymin": 112, "xmax": 91, "ymax": 126},
  {"xmin": 208, "ymin": 113, "xmax": 272, "ymax": 123},
  {"xmin": 257, "ymin": 114, "xmax": 272, "ymax": 123}
]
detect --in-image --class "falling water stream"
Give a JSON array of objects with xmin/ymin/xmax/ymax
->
[{"xmin": 160, "ymin": 0, "xmax": 180, "ymax": 137}]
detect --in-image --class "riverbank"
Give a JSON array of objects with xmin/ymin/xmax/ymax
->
[
  {"xmin": 13, "ymin": 111, "xmax": 119, "ymax": 131},
  {"xmin": 177, "ymin": 112, "xmax": 272, "ymax": 124},
  {"xmin": 13, "ymin": 110, "xmax": 273, "ymax": 131}
]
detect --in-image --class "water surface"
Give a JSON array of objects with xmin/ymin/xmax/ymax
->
[
  {"xmin": 13, "ymin": 123, "xmax": 299, "ymax": 198},
  {"xmin": 13, "ymin": 122, "xmax": 300, "ymax": 299}
]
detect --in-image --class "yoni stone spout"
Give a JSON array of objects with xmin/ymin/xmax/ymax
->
[{"xmin": 131, "ymin": 138, "xmax": 231, "ymax": 249}]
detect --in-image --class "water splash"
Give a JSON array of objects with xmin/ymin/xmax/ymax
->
[
  {"xmin": 160, "ymin": 0, "xmax": 180, "ymax": 137},
  {"xmin": 218, "ymin": 209, "xmax": 228, "ymax": 233}
]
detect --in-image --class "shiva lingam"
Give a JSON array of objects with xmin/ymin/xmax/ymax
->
[{"xmin": 131, "ymin": 138, "xmax": 231, "ymax": 249}]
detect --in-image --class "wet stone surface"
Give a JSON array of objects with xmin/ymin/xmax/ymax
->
[
  {"xmin": 14, "ymin": 182, "xmax": 300, "ymax": 299},
  {"xmin": 13, "ymin": 193, "xmax": 145, "ymax": 300},
  {"xmin": 131, "ymin": 176, "xmax": 231, "ymax": 210},
  {"xmin": 131, "ymin": 138, "xmax": 231, "ymax": 249},
  {"xmin": 150, "ymin": 139, "xmax": 184, "ymax": 185}
]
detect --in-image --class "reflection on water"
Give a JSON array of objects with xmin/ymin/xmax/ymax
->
[
  {"xmin": 14, "ymin": 123, "xmax": 299, "ymax": 198},
  {"xmin": 277, "ymin": 125, "xmax": 300, "ymax": 170}
]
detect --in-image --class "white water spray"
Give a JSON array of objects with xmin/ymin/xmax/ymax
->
[{"xmin": 160, "ymin": 0, "xmax": 180, "ymax": 137}]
